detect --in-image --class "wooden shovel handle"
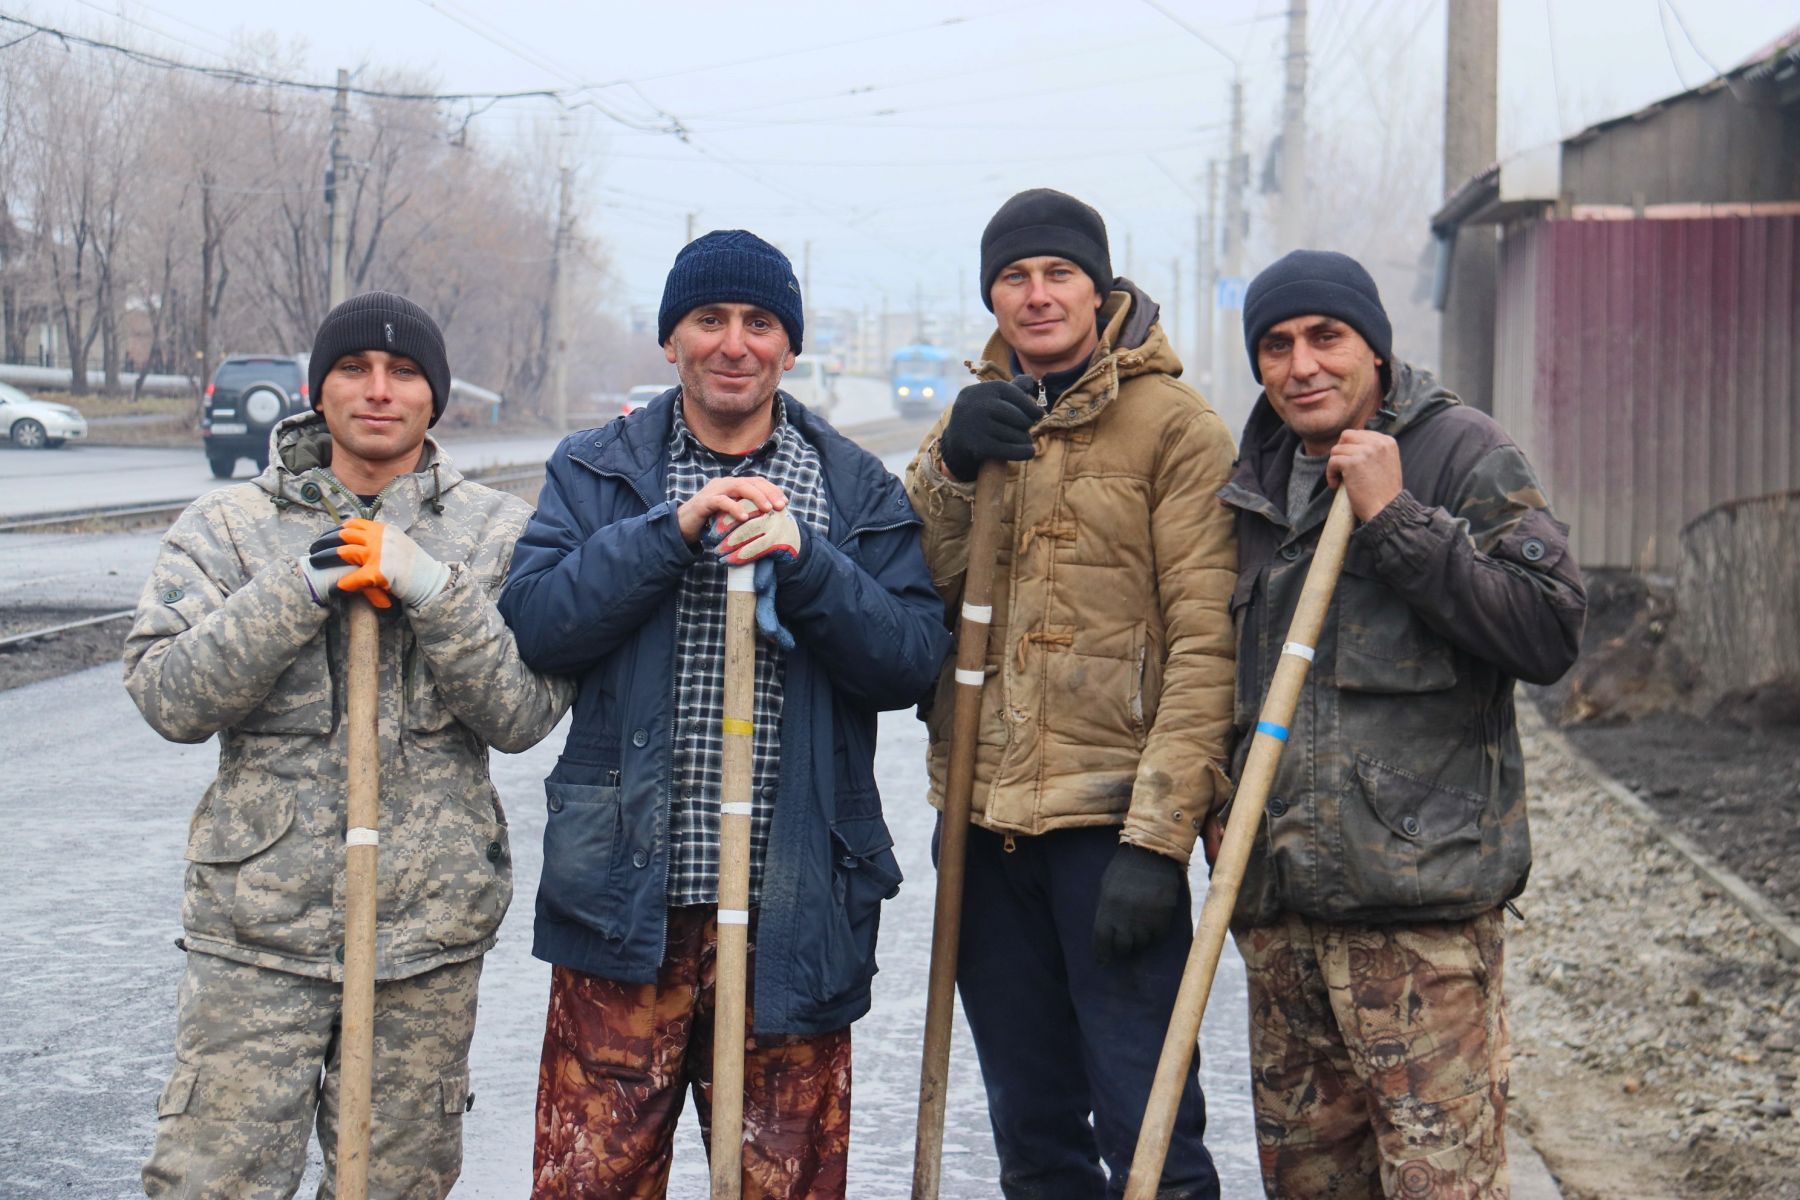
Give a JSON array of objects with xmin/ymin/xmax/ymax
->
[{"xmin": 338, "ymin": 597, "xmax": 381, "ymax": 1200}]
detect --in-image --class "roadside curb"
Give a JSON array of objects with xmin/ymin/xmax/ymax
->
[{"xmin": 1525, "ymin": 702, "xmax": 1800, "ymax": 962}]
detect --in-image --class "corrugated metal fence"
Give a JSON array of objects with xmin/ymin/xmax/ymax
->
[{"xmin": 1493, "ymin": 214, "xmax": 1800, "ymax": 570}]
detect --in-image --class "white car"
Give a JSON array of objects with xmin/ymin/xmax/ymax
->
[{"xmin": 0, "ymin": 382, "xmax": 88, "ymax": 449}]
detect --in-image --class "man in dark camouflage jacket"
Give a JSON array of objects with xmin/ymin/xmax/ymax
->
[
  {"xmin": 125, "ymin": 292, "xmax": 570, "ymax": 1198},
  {"xmin": 1212, "ymin": 251, "xmax": 1586, "ymax": 1198}
]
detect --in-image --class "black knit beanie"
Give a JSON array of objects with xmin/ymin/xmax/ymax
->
[
  {"xmin": 658, "ymin": 230, "xmax": 804, "ymax": 352},
  {"xmin": 1242, "ymin": 250, "xmax": 1392, "ymax": 382},
  {"xmin": 979, "ymin": 188, "xmax": 1113, "ymax": 311},
  {"xmin": 309, "ymin": 292, "xmax": 452, "ymax": 426}
]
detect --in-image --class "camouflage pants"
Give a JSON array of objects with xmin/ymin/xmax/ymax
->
[
  {"xmin": 1237, "ymin": 909, "xmax": 1510, "ymax": 1200},
  {"xmin": 532, "ymin": 906, "xmax": 852, "ymax": 1199},
  {"xmin": 142, "ymin": 950, "xmax": 481, "ymax": 1200}
]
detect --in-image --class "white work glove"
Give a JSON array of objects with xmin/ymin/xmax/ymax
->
[
  {"xmin": 306, "ymin": 517, "xmax": 449, "ymax": 608},
  {"xmin": 713, "ymin": 507, "xmax": 803, "ymax": 566}
]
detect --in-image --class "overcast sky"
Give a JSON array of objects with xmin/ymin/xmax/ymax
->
[{"xmin": 30, "ymin": 0, "xmax": 1798, "ymax": 323}]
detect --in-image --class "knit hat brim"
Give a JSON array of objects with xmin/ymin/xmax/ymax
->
[
  {"xmin": 309, "ymin": 292, "xmax": 451, "ymax": 426},
  {"xmin": 1242, "ymin": 251, "xmax": 1392, "ymax": 383},
  {"xmin": 658, "ymin": 231, "xmax": 804, "ymax": 353}
]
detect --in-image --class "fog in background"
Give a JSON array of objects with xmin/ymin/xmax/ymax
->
[{"xmin": 4, "ymin": 0, "xmax": 1793, "ymax": 415}]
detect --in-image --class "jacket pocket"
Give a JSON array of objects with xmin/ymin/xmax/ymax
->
[
  {"xmin": 186, "ymin": 779, "xmax": 296, "ymax": 864},
  {"xmin": 1229, "ymin": 573, "xmax": 1260, "ymax": 730},
  {"xmin": 812, "ymin": 804, "xmax": 903, "ymax": 1003},
  {"xmin": 539, "ymin": 782, "xmax": 626, "ymax": 940},
  {"xmin": 1339, "ymin": 753, "xmax": 1486, "ymax": 911},
  {"xmin": 1043, "ymin": 623, "xmax": 1146, "ymax": 748},
  {"xmin": 235, "ymin": 638, "xmax": 334, "ymax": 736},
  {"xmin": 1333, "ymin": 576, "xmax": 1456, "ymax": 694}
]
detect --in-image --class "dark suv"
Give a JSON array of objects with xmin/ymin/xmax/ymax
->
[{"xmin": 201, "ymin": 354, "xmax": 309, "ymax": 478}]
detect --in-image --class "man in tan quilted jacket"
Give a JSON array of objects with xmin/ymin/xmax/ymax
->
[{"xmin": 905, "ymin": 188, "xmax": 1237, "ymax": 1199}]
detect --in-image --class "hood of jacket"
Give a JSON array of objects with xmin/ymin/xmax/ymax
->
[
  {"xmin": 250, "ymin": 409, "xmax": 464, "ymax": 519},
  {"xmin": 972, "ymin": 277, "xmax": 1181, "ymax": 431}
]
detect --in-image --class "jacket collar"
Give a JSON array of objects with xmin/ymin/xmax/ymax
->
[
  {"xmin": 566, "ymin": 386, "xmax": 919, "ymax": 536},
  {"xmin": 252, "ymin": 409, "xmax": 461, "ymax": 529},
  {"xmin": 1219, "ymin": 359, "xmax": 1458, "ymax": 536},
  {"xmin": 971, "ymin": 276, "xmax": 1181, "ymax": 431}
]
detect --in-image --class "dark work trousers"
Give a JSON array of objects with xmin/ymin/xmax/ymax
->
[{"xmin": 946, "ymin": 821, "xmax": 1219, "ymax": 1200}]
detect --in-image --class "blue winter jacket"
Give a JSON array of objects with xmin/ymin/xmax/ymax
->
[{"xmin": 500, "ymin": 390, "xmax": 950, "ymax": 1035}]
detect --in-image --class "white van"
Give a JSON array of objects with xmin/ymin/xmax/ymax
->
[{"xmin": 783, "ymin": 354, "xmax": 837, "ymax": 419}]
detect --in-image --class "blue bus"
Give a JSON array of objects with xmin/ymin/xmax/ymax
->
[{"xmin": 891, "ymin": 344, "xmax": 961, "ymax": 419}]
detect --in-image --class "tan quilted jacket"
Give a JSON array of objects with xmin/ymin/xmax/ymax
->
[{"xmin": 904, "ymin": 282, "xmax": 1238, "ymax": 862}]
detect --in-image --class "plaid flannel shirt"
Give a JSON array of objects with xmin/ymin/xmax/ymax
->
[{"xmin": 666, "ymin": 394, "xmax": 829, "ymax": 907}]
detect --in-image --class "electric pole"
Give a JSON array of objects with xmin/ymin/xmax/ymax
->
[
  {"xmin": 803, "ymin": 240, "xmax": 812, "ymax": 303},
  {"xmin": 686, "ymin": 212, "xmax": 697, "ymax": 244},
  {"xmin": 1278, "ymin": 0, "xmax": 1309, "ymax": 250},
  {"xmin": 1212, "ymin": 76, "xmax": 1256, "ymax": 428},
  {"xmin": 1441, "ymin": 0, "xmax": 1498, "ymax": 411},
  {"xmin": 544, "ymin": 119, "xmax": 574, "ymax": 429},
  {"xmin": 327, "ymin": 68, "xmax": 349, "ymax": 310},
  {"xmin": 1170, "ymin": 257, "xmax": 1181, "ymax": 366},
  {"xmin": 1198, "ymin": 160, "xmax": 1217, "ymax": 392},
  {"xmin": 1125, "ymin": 232, "xmax": 1135, "ymax": 281}
]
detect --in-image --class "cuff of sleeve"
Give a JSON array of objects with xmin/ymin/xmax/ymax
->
[
  {"xmin": 1352, "ymin": 489, "xmax": 1431, "ymax": 561},
  {"xmin": 919, "ymin": 439, "xmax": 977, "ymax": 498},
  {"xmin": 407, "ymin": 563, "xmax": 486, "ymax": 645},
  {"xmin": 772, "ymin": 530, "xmax": 837, "ymax": 608}
]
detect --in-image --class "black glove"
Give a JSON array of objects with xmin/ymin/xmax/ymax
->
[
  {"xmin": 938, "ymin": 377, "xmax": 1041, "ymax": 483},
  {"xmin": 1093, "ymin": 843, "xmax": 1187, "ymax": 965}
]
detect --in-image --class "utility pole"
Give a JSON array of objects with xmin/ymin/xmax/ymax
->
[
  {"xmin": 327, "ymin": 68, "xmax": 350, "ymax": 310},
  {"xmin": 1198, "ymin": 160, "xmax": 1217, "ymax": 392},
  {"xmin": 1278, "ymin": 0, "xmax": 1309, "ymax": 250},
  {"xmin": 544, "ymin": 118, "xmax": 573, "ymax": 430},
  {"xmin": 686, "ymin": 212, "xmax": 697, "ymax": 244},
  {"xmin": 1169, "ymin": 257, "xmax": 1181, "ymax": 366},
  {"xmin": 1125, "ymin": 232, "xmax": 1135, "ymax": 281},
  {"xmin": 803, "ymin": 240, "xmax": 812, "ymax": 302},
  {"xmin": 1441, "ymin": 0, "xmax": 1498, "ymax": 411},
  {"xmin": 1212, "ymin": 76, "xmax": 1256, "ymax": 429}
]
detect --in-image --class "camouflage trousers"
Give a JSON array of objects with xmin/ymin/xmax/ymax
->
[
  {"xmin": 1237, "ymin": 909, "xmax": 1510, "ymax": 1200},
  {"xmin": 142, "ymin": 950, "xmax": 481, "ymax": 1200},
  {"xmin": 532, "ymin": 906, "xmax": 852, "ymax": 1199}
]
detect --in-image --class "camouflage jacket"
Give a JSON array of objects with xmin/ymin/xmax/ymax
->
[
  {"xmin": 124, "ymin": 412, "xmax": 572, "ymax": 980},
  {"xmin": 1220, "ymin": 362, "xmax": 1586, "ymax": 925},
  {"xmin": 905, "ymin": 281, "xmax": 1238, "ymax": 863}
]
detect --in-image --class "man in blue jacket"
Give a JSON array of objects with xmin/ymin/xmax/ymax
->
[{"xmin": 501, "ymin": 230, "xmax": 949, "ymax": 1198}]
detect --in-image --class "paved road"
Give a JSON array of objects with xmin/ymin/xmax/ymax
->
[
  {"xmin": 0, "ymin": 378, "xmax": 907, "ymax": 521},
  {"xmin": 0, "ymin": 664, "xmax": 1260, "ymax": 1197}
]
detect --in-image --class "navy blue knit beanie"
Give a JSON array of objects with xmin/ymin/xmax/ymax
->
[
  {"xmin": 309, "ymin": 292, "xmax": 452, "ymax": 426},
  {"xmin": 979, "ymin": 188, "xmax": 1113, "ymax": 311},
  {"xmin": 657, "ymin": 230, "xmax": 804, "ymax": 352},
  {"xmin": 1242, "ymin": 250, "xmax": 1392, "ymax": 382}
]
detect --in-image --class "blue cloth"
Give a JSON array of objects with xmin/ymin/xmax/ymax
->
[
  {"xmin": 948, "ymin": 824, "xmax": 1219, "ymax": 1199},
  {"xmin": 699, "ymin": 523, "xmax": 795, "ymax": 651},
  {"xmin": 499, "ymin": 388, "xmax": 950, "ymax": 1036}
]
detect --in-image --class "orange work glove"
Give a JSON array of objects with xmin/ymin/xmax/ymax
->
[{"xmin": 307, "ymin": 517, "xmax": 449, "ymax": 609}]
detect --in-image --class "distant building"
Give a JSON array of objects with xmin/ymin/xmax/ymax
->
[{"xmin": 1431, "ymin": 28, "xmax": 1800, "ymax": 570}]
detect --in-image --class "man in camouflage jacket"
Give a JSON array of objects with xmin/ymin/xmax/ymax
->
[
  {"xmin": 1217, "ymin": 251, "xmax": 1585, "ymax": 1198},
  {"xmin": 125, "ymin": 292, "xmax": 570, "ymax": 1198}
]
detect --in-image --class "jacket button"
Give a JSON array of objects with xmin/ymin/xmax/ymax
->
[
  {"xmin": 1521, "ymin": 538, "xmax": 1546, "ymax": 562},
  {"xmin": 161, "ymin": 586, "xmax": 184, "ymax": 604},
  {"xmin": 334, "ymin": 945, "xmax": 345, "ymax": 964},
  {"xmin": 486, "ymin": 840, "xmax": 503, "ymax": 863},
  {"xmin": 1280, "ymin": 545, "xmax": 1301, "ymax": 561},
  {"xmin": 631, "ymin": 728, "xmax": 648, "ymax": 748},
  {"xmin": 1267, "ymin": 796, "xmax": 1288, "ymax": 817},
  {"xmin": 760, "ymin": 785, "xmax": 776, "ymax": 801},
  {"xmin": 632, "ymin": 849, "xmax": 649, "ymax": 869},
  {"xmin": 300, "ymin": 481, "xmax": 322, "ymax": 503},
  {"xmin": 1401, "ymin": 816, "xmax": 1422, "ymax": 837}
]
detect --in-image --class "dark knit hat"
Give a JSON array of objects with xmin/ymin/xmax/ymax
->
[
  {"xmin": 979, "ymin": 188, "xmax": 1113, "ymax": 311},
  {"xmin": 309, "ymin": 291, "xmax": 451, "ymax": 426},
  {"xmin": 1242, "ymin": 250, "xmax": 1392, "ymax": 382},
  {"xmin": 657, "ymin": 230, "xmax": 804, "ymax": 352}
]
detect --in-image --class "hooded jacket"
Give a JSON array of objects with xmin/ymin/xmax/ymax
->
[
  {"xmin": 123, "ymin": 411, "xmax": 572, "ymax": 979},
  {"xmin": 1220, "ymin": 362, "xmax": 1586, "ymax": 925},
  {"xmin": 499, "ymin": 390, "xmax": 949, "ymax": 1036},
  {"xmin": 905, "ymin": 281, "xmax": 1238, "ymax": 863}
]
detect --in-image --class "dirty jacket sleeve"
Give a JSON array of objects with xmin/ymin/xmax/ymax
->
[
  {"xmin": 772, "ymin": 484, "xmax": 949, "ymax": 711},
  {"xmin": 901, "ymin": 412, "xmax": 975, "ymax": 613},
  {"xmin": 500, "ymin": 437, "xmax": 695, "ymax": 676},
  {"xmin": 124, "ymin": 494, "xmax": 329, "ymax": 743},
  {"xmin": 1122, "ymin": 410, "xmax": 1239, "ymax": 862},
  {"xmin": 404, "ymin": 501, "xmax": 574, "ymax": 754},
  {"xmin": 1353, "ymin": 439, "xmax": 1585, "ymax": 686}
]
